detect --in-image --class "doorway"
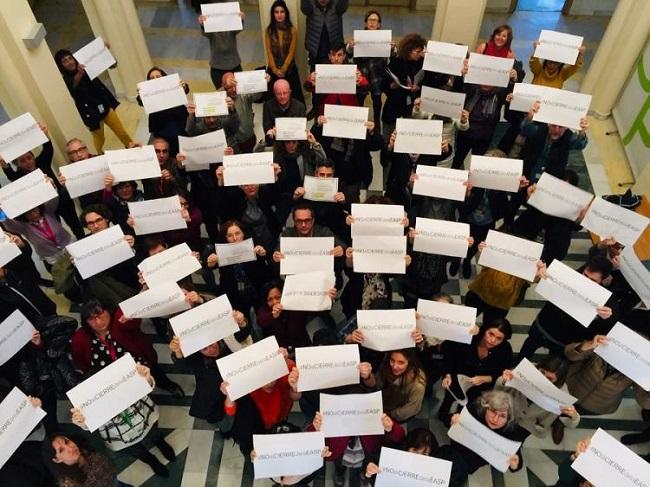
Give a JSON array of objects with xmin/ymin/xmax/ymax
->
[{"xmin": 516, "ymin": 0, "xmax": 566, "ymax": 11}]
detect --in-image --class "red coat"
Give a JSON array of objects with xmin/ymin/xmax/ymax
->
[
  {"xmin": 71, "ymin": 309, "xmax": 157, "ymax": 372},
  {"xmin": 307, "ymin": 418, "xmax": 405, "ymax": 461}
]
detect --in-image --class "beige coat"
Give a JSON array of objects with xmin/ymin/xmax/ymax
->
[{"xmin": 565, "ymin": 342, "xmax": 650, "ymax": 414}]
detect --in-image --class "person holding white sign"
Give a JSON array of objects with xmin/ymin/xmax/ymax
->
[
  {"xmin": 347, "ymin": 11, "xmax": 395, "ymax": 129},
  {"xmin": 310, "ymin": 406, "xmax": 406, "ymax": 486},
  {"xmin": 262, "ymin": 79, "xmax": 306, "ymax": 136},
  {"xmin": 136, "ymin": 67, "xmax": 190, "ymax": 155},
  {"xmin": 204, "ymin": 219, "xmax": 270, "ymax": 313},
  {"xmin": 530, "ymin": 40, "xmax": 585, "ymax": 89},
  {"xmin": 54, "ymin": 49, "xmax": 132, "ymax": 153},
  {"xmin": 305, "ymin": 43, "xmax": 368, "ymax": 119},
  {"xmin": 496, "ymin": 355, "xmax": 580, "ymax": 444},
  {"xmin": 519, "ymin": 254, "xmax": 617, "ymax": 360},
  {"xmin": 291, "ymin": 159, "xmax": 349, "ymax": 239},
  {"xmin": 362, "ymin": 348, "xmax": 427, "ymax": 422},
  {"xmin": 439, "ymin": 390, "xmax": 527, "ymax": 484},
  {"xmin": 168, "ymin": 308, "xmax": 250, "ymax": 424},
  {"xmin": 256, "ymin": 280, "xmax": 311, "ymax": 349},
  {"xmin": 68, "ymin": 362, "xmax": 177, "ymax": 478},
  {"xmin": 564, "ymin": 334, "xmax": 650, "ymax": 416},
  {"xmin": 438, "ymin": 319, "xmax": 514, "ymax": 424},
  {"xmin": 101, "ymin": 176, "xmax": 145, "ymax": 233},
  {"xmin": 220, "ymin": 350, "xmax": 301, "ymax": 456},
  {"xmin": 198, "ymin": 6, "xmax": 244, "ymax": 89},
  {"xmin": 71, "ymin": 299, "xmax": 184, "ymax": 398}
]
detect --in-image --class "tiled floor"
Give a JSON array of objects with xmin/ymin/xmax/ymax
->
[{"xmin": 22, "ymin": 1, "xmax": 650, "ymax": 486}]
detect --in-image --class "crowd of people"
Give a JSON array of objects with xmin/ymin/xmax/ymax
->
[{"xmin": 1, "ymin": 1, "xmax": 648, "ymax": 486}]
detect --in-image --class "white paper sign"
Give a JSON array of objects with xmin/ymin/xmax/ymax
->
[
  {"xmin": 320, "ymin": 391, "xmax": 384, "ymax": 437},
  {"xmin": 423, "ymin": 40, "xmax": 468, "ymax": 76},
  {"xmin": 413, "ymin": 217, "xmax": 470, "ymax": 258},
  {"xmin": 0, "ymin": 310, "xmax": 35, "ymax": 366},
  {"xmin": 303, "ymin": 175, "xmax": 338, "ymax": 202},
  {"xmin": 193, "ymin": 91, "xmax": 228, "ymax": 117},
  {"xmin": 465, "ymin": 53, "xmax": 514, "ymax": 88},
  {"xmin": 0, "ymin": 113, "xmax": 49, "ymax": 163},
  {"xmin": 533, "ymin": 87, "xmax": 592, "ymax": 131},
  {"xmin": 66, "ymin": 225, "xmax": 134, "ymax": 279},
  {"xmin": 119, "ymin": 281, "xmax": 190, "ymax": 319},
  {"xmin": 618, "ymin": 246, "xmax": 650, "ymax": 309},
  {"xmin": 128, "ymin": 196, "xmax": 186, "ymax": 235},
  {"xmin": 137, "ymin": 73, "xmax": 188, "ymax": 114},
  {"xmin": 253, "ymin": 432, "xmax": 325, "ymax": 479},
  {"xmin": 581, "ymin": 197, "xmax": 649, "ymax": 247},
  {"xmin": 222, "ymin": 152, "xmax": 275, "ymax": 186},
  {"xmin": 527, "ymin": 172, "xmax": 594, "ymax": 220},
  {"xmin": 412, "ymin": 165, "xmax": 468, "ymax": 201},
  {"xmin": 353, "ymin": 236, "xmax": 406, "ymax": 274},
  {"xmin": 323, "ymin": 104, "xmax": 369, "ymax": 140},
  {"xmin": 0, "ymin": 232, "xmax": 21, "ymax": 268},
  {"xmin": 201, "ymin": 2, "xmax": 242, "ymax": 33},
  {"xmin": 169, "ymin": 294, "xmax": 239, "ymax": 357},
  {"xmin": 509, "ymin": 83, "xmax": 549, "ymax": 113},
  {"xmin": 105, "ymin": 145, "xmax": 161, "ymax": 182},
  {"xmin": 595, "ymin": 322, "xmax": 650, "ymax": 391},
  {"xmin": 66, "ymin": 354, "xmax": 153, "ymax": 432},
  {"xmin": 138, "ymin": 243, "xmax": 201, "ymax": 287},
  {"xmin": 416, "ymin": 299, "xmax": 476, "ymax": 344},
  {"xmin": 448, "ymin": 407, "xmax": 521, "ymax": 472},
  {"xmin": 357, "ymin": 308, "xmax": 416, "ymax": 351},
  {"xmin": 351, "ymin": 203, "xmax": 404, "ymax": 236},
  {"xmin": 535, "ymin": 259, "xmax": 612, "ymax": 327},
  {"xmin": 376, "ymin": 447, "xmax": 452, "ymax": 487},
  {"xmin": 571, "ymin": 429, "xmax": 650, "ymax": 487},
  {"xmin": 73, "ymin": 37, "xmax": 116, "ymax": 80},
  {"xmin": 280, "ymin": 236, "xmax": 334, "ymax": 275},
  {"xmin": 419, "ymin": 86, "xmax": 466, "ymax": 120},
  {"xmin": 215, "ymin": 238, "xmax": 256, "ymax": 267},
  {"xmin": 315, "ymin": 64, "xmax": 356, "ymax": 94},
  {"xmin": 394, "ymin": 118, "xmax": 443, "ymax": 155},
  {"xmin": 0, "ymin": 169, "xmax": 58, "ymax": 218},
  {"xmin": 508, "ymin": 358, "xmax": 577, "ymax": 414},
  {"xmin": 296, "ymin": 344, "xmax": 360, "ymax": 392},
  {"xmin": 275, "ymin": 117, "xmax": 307, "ymax": 141},
  {"xmin": 281, "ymin": 271, "xmax": 335, "ymax": 311},
  {"xmin": 469, "ymin": 155, "xmax": 523, "ymax": 193},
  {"xmin": 234, "ymin": 70, "xmax": 268, "ymax": 95},
  {"xmin": 178, "ymin": 129, "xmax": 226, "ymax": 170},
  {"xmin": 0, "ymin": 387, "xmax": 46, "ymax": 469},
  {"xmin": 217, "ymin": 336, "xmax": 288, "ymax": 401},
  {"xmin": 59, "ymin": 155, "xmax": 109, "ymax": 198},
  {"xmin": 478, "ymin": 230, "xmax": 543, "ymax": 281},
  {"xmin": 353, "ymin": 30, "xmax": 392, "ymax": 58},
  {"xmin": 534, "ymin": 30, "xmax": 583, "ymax": 65}
]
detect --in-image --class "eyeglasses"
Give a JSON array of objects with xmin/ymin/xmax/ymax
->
[
  {"xmin": 67, "ymin": 146, "xmax": 88, "ymax": 155},
  {"xmin": 294, "ymin": 218, "xmax": 313, "ymax": 225},
  {"xmin": 85, "ymin": 217, "xmax": 106, "ymax": 227}
]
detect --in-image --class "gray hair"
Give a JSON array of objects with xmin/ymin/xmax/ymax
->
[{"xmin": 477, "ymin": 390, "xmax": 515, "ymax": 430}]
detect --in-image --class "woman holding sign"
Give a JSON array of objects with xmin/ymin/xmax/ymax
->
[
  {"xmin": 54, "ymin": 49, "xmax": 132, "ymax": 154},
  {"xmin": 439, "ymin": 390, "xmax": 527, "ymax": 485},
  {"xmin": 438, "ymin": 318, "xmax": 513, "ymax": 424}
]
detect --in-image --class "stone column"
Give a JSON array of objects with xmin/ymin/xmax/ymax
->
[
  {"xmin": 81, "ymin": 0, "xmax": 152, "ymax": 100},
  {"xmin": 431, "ymin": 0, "xmax": 487, "ymax": 49},
  {"xmin": 0, "ymin": 0, "xmax": 88, "ymax": 162},
  {"xmin": 580, "ymin": 0, "xmax": 650, "ymax": 118}
]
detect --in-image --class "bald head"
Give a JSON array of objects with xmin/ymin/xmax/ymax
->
[{"xmin": 273, "ymin": 79, "xmax": 292, "ymax": 107}]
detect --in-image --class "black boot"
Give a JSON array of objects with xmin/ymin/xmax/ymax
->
[
  {"xmin": 138, "ymin": 449, "xmax": 169, "ymax": 477},
  {"xmin": 621, "ymin": 428, "xmax": 650, "ymax": 446},
  {"xmin": 155, "ymin": 437, "xmax": 177, "ymax": 462}
]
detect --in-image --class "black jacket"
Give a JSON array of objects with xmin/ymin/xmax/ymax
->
[{"xmin": 62, "ymin": 73, "xmax": 119, "ymax": 131}]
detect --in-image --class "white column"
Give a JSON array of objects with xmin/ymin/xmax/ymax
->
[
  {"xmin": 0, "ymin": 0, "xmax": 88, "ymax": 162},
  {"xmin": 580, "ymin": 0, "xmax": 650, "ymax": 118},
  {"xmin": 432, "ymin": 0, "xmax": 487, "ymax": 49}
]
